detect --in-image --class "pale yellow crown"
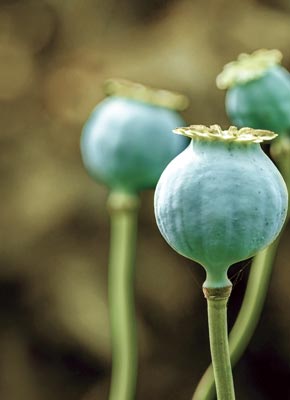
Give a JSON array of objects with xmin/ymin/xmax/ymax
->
[
  {"xmin": 216, "ymin": 49, "xmax": 282, "ymax": 90},
  {"xmin": 104, "ymin": 78, "xmax": 189, "ymax": 111},
  {"xmin": 173, "ymin": 124, "xmax": 277, "ymax": 144}
]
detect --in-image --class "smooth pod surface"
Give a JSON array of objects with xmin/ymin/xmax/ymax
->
[
  {"xmin": 226, "ymin": 66, "xmax": 290, "ymax": 133},
  {"xmin": 80, "ymin": 96, "xmax": 188, "ymax": 193},
  {"xmin": 154, "ymin": 139, "xmax": 288, "ymax": 288}
]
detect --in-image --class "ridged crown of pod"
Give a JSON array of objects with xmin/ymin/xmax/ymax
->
[
  {"xmin": 154, "ymin": 125, "xmax": 288, "ymax": 289},
  {"xmin": 80, "ymin": 79, "xmax": 189, "ymax": 193},
  {"xmin": 217, "ymin": 49, "xmax": 290, "ymax": 134}
]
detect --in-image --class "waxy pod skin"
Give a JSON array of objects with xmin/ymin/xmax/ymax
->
[
  {"xmin": 80, "ymin": 79, "xmax": 189, "ymax": 193},
  {"xmin": 154, "ymin": 125, "xmax": 288, "ymax": 289},
  {"xmin": 217, "ymin": 49, "xmax": 290, "ymax": 134}
]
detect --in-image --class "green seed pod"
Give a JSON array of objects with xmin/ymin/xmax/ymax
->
[
  {"xmin": 154, "ymin": 125, "xmax": 288, "ymax": 289},
  {"xmin": 80, "ymin": 79, "xmax": 189, "ymax": 193},
  {"xmin": 217, "ymin": 49, "xmax": 290, "ymax": 134}
]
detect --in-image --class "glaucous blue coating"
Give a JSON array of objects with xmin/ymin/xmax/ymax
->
[
  {"xmin": 80, "ymin": 96, "xmax": 188, "ymax": 193},
  {"xmin": 154, "ymin": 139, "xmax": 288, "ymax": 288},
  {"xmin": 226, "ymin": 66, "xmax": 290, "ymax": 134}
]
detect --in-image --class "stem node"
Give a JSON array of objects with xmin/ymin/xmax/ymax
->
[{"xmin": 205, "ymin": 285, "xmax": 235, "ymax": 400}]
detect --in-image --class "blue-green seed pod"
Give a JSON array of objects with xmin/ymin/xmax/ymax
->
[
  {"xmin": 217, "ymin": 49, "xmax": 290, "ymax": 134},
  {"xmin": 154, "ymin": 125, "xmax": 288, "ymax": 289},
  {"xmin": 80, "ymin": 79, "xmax": 189, "ymax": 193}
]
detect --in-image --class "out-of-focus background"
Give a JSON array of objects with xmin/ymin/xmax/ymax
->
[{"xmin": 1, "ymin": 0, "xmax": 290, "ymax": 399}]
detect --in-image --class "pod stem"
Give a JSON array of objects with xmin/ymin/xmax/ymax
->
[
  {"xmin": 203, "ymin": 286, "xmax": 235, "ymax": 400},
  {"xmin": 107, "ymin": 191, "xmax": 140, "ymax": 400},
  {"xmin": 193, "ymin": 242, "xmax": 278, "ymax": 400}
]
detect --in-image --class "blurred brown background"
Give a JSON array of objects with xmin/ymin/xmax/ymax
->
[{"xmin": 1, "ymin": 0, "xmax": 290, "ymax": 399}]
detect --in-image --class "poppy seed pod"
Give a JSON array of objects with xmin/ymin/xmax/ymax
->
[
  {"xmin": 217, "ymin": 49, "xmax": 290, "ymax": 134},
  {"xmin": 154, "ymin": 125, "xmax": 288, "ymax": 289},
  {"xmin": 80, "ymin": 79, "xmax": 189, "ymax": 193}
]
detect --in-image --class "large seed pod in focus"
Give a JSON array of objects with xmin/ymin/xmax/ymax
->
[{"xmin": 154, "ymin": 125, "xmax": 288, "ymax": 288}]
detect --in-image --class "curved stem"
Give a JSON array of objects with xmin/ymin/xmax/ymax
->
[
  {"xmin": 107, "ymin": 191, "xmax": 140, "ymax": 400},
  {"xmin": 204, "ymin": 286, "xmax": 235, "ymax": 400}
]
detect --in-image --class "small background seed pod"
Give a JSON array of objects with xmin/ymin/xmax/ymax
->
[
  {"xmin": 80, "ymin": 80, "xmax": 189, "ymax": 193},
  {"xmin": 217, "ymin": 50, "xmax": 290, "ymax": 134}
]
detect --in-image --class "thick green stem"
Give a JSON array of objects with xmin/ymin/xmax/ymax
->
[
  {"xmin": 107, "ymin": 191, "xmax": 140, "ymax": 400},
  {"xmin": 203, "ymin": 286, "xmax": 235, "ymax": 400}
]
